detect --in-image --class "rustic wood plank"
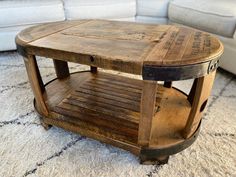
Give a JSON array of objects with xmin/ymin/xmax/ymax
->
[
  {"xmin": 73, "ymin": 89, "xmax": 140, "ymax": 110},
  {"xmin": 53, "ymin": 104, "xmax": 138, "ymax": 138},
  {"xmin": 17, "ymin": 20, "xmax": 90, "ymax": 43},
  {"xmin": 24, "ymin": 55, "xmax": 48, "ymax": 116},
  {"xmin": 43, "ymin": 115, "xmax": 140, "ymax": 154},
  {"xmin": 91, "ymin": 77, "xmax": 143, "ymax": 90},
  {"xmin": 44, "ymin": 72, "xmax": 91, "ymax": 108},
  {"xmin": 28, "ymin": 33, "xmax": 149, "ymax": 74},
  {"xmin": 181, "ymin": 31, "xmax": 223, "ymax": 64},
  {"xmin": 83, "ymin": 82, "xmax": 141, "ymax": 98},
  {"xmin": 64, "ymin": 97, "xmax": 139, "ymax": 122},
  {"xmin": 78, "ymin": 86, "xmax": 141, "ymax": 102},
  {"xmin": 67, "ymin": 94, "xmax": 140, "ymax": 117},
  {"xmin": 71, "ymin": 91, "xmax": 140, "ymax": 112},
  {"xmin": 138, "ymin": 81, "xmax": 157, "ymax": 146},
  {"xmin": 93, "ymin": 72, "xmax": 143, "ymax": 87},
  {"xmin": 86, "ymin": 79, "xmax": 142, "ymax": 94},
  {"xmin": 72, "ymin": 90, "xmax": 140, "ymax": 109},
  {"xmin": 144, "ymin": 26, "xmax": 180, "ymax": 66},
  {"xmin": 61, "ymin": 20, "xmax": 170, "ymax": 42},
  {"xmin": 163, "ymin": 27, "xmax": 193, "ymax": 63},
  {"xmin": 17, "ymin": 20, "xmax": 223, "ymax": 75}
]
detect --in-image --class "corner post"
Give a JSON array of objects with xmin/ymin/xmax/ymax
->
[
  {"xmin": 24, "ymin": 55, "xmax": 48, "ymax": 116},
  {"xmin": 183, "ymin": 71, "xmax": 216, "ymax": 138},
  {"xmin": 138, "ymin": 80, "xmax": 157, "ymax": 146},
  {"xmin": 53, "ymin": 59, "xmax": 70, "ymax": 79}
]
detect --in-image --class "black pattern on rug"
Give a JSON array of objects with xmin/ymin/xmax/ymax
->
[
  {"xmin": 0, "ymin": 111, "xmax": 34, "ymax": 128},
  {"xmin": 22, "ymin": 136, "xmax": 86, "ymax": 177},
  {"xmin": 147, "ymin": 164, "xmax": 163, "ymax": 177}
]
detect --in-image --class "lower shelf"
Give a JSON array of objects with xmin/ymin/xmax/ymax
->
[{"xmin": 35, "ymin": 71, "xmax": 195, "ymax": 157}]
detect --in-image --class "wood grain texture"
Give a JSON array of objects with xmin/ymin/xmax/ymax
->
[
  {"xmin": 138, "ymin": 81, "xmax": 157, "ymax": 146},
  {"xmin": 16, "ymin": 20, "xmax": 90, "ymax": 44},
  {"xmin": 183, "ymin": 71, "xmax": 216, "ymax": 138},
  {"xmin": 16, "ymin": 20, "xmax": 223, "ymax": 75},
  {"xmin": 24, "ymin": 55, "xmax": 48, "ymax": 116}
]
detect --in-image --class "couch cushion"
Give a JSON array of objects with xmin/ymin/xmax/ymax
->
[
  {"xmin": 137, "ymin": 0, "xmax": 170, "ymax": 17},
  {"xmin": 0, "ymin": 0, "xmax": 65, "ymax": 28},
  {"xmin": 169, "ymin": 0, "xmax": 236, "ymax": 37},
  {"xmin": 64, "ymin": 0, "xmax": 136, "ymax": 20}
]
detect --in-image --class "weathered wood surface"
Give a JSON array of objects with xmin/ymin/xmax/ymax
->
[
  {"xmin": 24, "ymin": 55, "xmax": 48, "ymax": 116},
  {"xmin": 183, "ymin": 71, "xmax": 216, "ymax": 138},
  {"xmin": 16, "ymin": 20, "xmax": 223, "ymax": 76},
  {"xmin": 138, "ymin": 81, "xmax": 157, "ymax": 146}
]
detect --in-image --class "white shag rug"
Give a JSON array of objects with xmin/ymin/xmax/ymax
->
[{"xmin": 0, "ymin": 51, "xmax": 235, "ymax": 177}]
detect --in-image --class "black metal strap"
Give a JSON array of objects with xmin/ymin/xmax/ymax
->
[{"xmin": 142, "ymin": 58, "xmax": 220, "ymax": 81}]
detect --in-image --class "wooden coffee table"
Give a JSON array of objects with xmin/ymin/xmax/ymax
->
[{"xmin": 16, "ymin": 20, "xmax": 223, "ymax": 164}]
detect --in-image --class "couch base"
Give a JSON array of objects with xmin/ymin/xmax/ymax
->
[
  {"xmin": 136, "ymin": 16, "xmax": 168, "ymax": 24},
  {"xmin": 0, "ymin": 25, "xmax": 35, "ymax": 51}
]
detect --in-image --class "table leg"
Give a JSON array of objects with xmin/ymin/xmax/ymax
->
[
  {"xmin": 53, "ymin": 59, "xmax": 70, "ymax": 79},
  {"xmin": 183, "ymin": 71, "xmax": 216, "ymax": 138},
  {"xmin": 90, "ymin": 66, "xmax": 97, "ymax": 73},
  {"xmin": 24, "ymin": 55, "xmax": 48, "ymax": 116},
  {"xmin": 164, "ymin": 81, "xmax": 172, "ymax": 88},
  {"xmin": 39, "ymin": 116, "xmax": 52, "ymax": 130},
  {"xmin": 187, "ymin": 78, "xmax": 198, "ymax": 105},
  {"xmin": 138, "ymin": 80, "xmax": 157, "ymax": 146}
]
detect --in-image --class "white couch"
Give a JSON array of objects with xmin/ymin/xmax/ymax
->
[{"xmin": 0, "ymin": 0, "xmax": 236, "ymax": 74}]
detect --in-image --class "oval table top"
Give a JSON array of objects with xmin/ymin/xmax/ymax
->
[{"xmin": 16, "ymin": 20, "xmax": 224, "ymax": 81}]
